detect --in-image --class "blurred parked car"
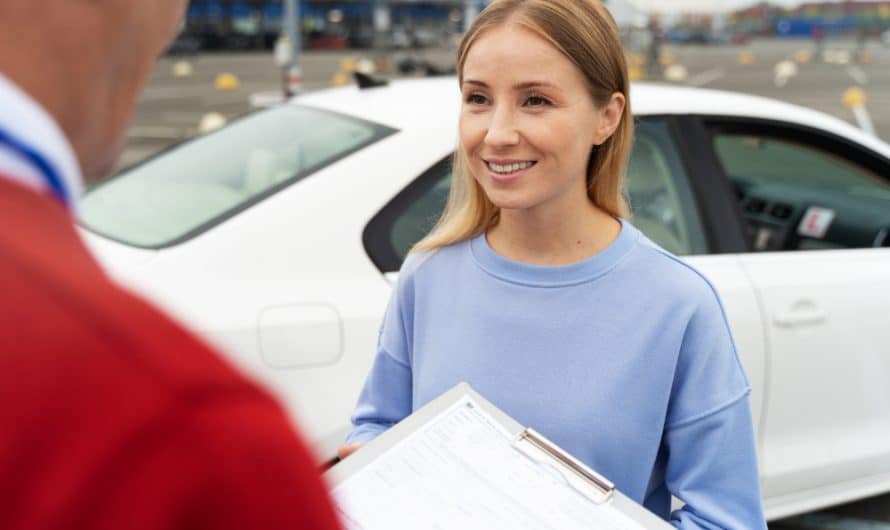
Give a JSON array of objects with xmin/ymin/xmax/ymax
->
[
  {"xmin": 665, "ymin": 27, "xmax": 709, "ymax": 44},
  {"xmin": 79, "ymin": 78, "xmax": 890, "ymax": 520},
  {"xmin": 165, "ymin": 34, "xmax": 203, "ymax": 55}
]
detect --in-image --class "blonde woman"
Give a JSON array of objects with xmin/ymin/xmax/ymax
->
[{"xmin": 341, "ymin": 0, "xmax": 765, "ymax": 526}]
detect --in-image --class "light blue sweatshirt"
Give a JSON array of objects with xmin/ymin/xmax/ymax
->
[{"xmin": 347, "ymin": 220, "xmax": 766, "ymax": 528}]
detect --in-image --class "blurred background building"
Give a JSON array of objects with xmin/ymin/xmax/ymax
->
[
  {"xmin": 178, "ymin": 0, "xmax": 475, "ymax": 51},
  {"xmin": 171, "ymin": 0, "xmax": 890, "ymax": 53}
]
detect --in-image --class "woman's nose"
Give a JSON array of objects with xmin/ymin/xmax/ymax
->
[{"xmin": 484, "ymin": 106, "xmax": 520, "ymax": 147}]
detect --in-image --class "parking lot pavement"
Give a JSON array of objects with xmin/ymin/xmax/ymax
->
[
  {"xmin": 122, "ymin": 47, "xmax": 457, "ymax": 168},
  {"xmin": 647, "ymin": 38, "xmax": 890, "ymax": 142},
  {"xmin": 120, "ymin": 39, "xmax": 890, "ymax": 526},
  {"xmin": 123, "ymin": 38, "xmax": 888, "ymax": 170}
]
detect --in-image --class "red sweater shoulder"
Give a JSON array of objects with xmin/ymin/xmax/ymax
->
[{"xmin": 0, "ymin": 180, "xmax": 341, "ymax": 530}]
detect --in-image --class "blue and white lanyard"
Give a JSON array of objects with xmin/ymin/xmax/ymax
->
[{"xmin": 0, "ymin": 125, "xmax": 70, "ymax": 207}]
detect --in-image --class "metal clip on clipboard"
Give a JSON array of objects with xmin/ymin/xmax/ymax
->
[{"xmin": 513, "ymin": 428, "xmax": 615, "ymax": 505}]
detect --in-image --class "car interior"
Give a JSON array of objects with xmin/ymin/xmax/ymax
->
[{"xmin": 714, "ymin": 133, "xmax": 890, "ymax": 252}]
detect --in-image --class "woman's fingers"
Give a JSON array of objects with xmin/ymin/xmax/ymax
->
[{"xmin": 337, "ymin": 442, "xmax": 365, "ymax": 460}]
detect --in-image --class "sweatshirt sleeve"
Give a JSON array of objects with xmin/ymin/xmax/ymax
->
[
  {"xmin": 345, "ymin": 346, "xmax": 412, "ymax": 444},
  {"xmin": 345, "ymin": 255, "xmax": 421, "ymax": 444},
  {"xmin": 664, "ymin": 285, "xmax": 767, "ymax": 529},
  {"xmin": 666, "ymin": 396, "xmax": 765, "ymax": 529}
]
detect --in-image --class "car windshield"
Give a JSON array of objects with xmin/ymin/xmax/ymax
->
[{"xmin": 79, "ymin": 105, "xmax": 394, "ymax": 248}]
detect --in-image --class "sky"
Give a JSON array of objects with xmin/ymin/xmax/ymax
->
[{"xmin": 624, "ymin": 0, "xmax": 850, "ymax": 14}]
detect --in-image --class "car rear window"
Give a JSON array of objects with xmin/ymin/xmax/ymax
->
[{"xmin": 79, "ymin": 105, "xmax": 394, "ymax": 248}]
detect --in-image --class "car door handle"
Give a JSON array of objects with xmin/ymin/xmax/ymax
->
[{"xmin": 773, "ymin": 301, "xmax": 826, "ymax": 328}]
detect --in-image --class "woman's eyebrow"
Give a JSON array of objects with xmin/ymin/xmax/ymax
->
[{"xmin": 463, "ymin": 79, "xmax": 559, "ymax": 91}]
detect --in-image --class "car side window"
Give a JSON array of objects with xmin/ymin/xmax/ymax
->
[
  {"xmin": 626, "ymin": 120, "xmax": 708, "ymax": 256},
  {"xmin": 712, "ymin": 129, "xmax": 890, "ymax": 251},
  {"xmin": 389, "ymin": 171, "xmax": 451, "ymax": 258},
  {"xmin": 364, "ymin": 118, "xmax": 710, "ymax": 273}
]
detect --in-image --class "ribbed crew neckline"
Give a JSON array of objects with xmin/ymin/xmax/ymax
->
[{"xmin": 469, "ymin": 218, "xmax": 640, "ymax": 287}]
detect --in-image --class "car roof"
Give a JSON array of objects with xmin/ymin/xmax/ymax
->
[{"xmin": 295, "ymin": 76, "xmax": 890, "ymax": 158}]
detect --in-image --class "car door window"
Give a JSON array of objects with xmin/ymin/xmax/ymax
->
[
  {"xmin": 712, "ymin": 129, "xmax": 890, "ymax": 251},
  {"xmin": 626, "ymin": 120, "xmax": 708, "ymax": 256},
  {"xmin": 364, "ymin": 118, "xmax": 709, "ymax": 273}
]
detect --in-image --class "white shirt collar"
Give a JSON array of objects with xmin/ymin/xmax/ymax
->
[{"xmin": 0, "ymin": 71, "xmax": 83, "ymax": 209}]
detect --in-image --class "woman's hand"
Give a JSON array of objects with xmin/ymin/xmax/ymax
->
[{"xmin": 337, "ymin": 442, "xmax": 365, "ymax": 460}]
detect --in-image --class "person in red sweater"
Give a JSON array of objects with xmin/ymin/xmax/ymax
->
[{"xmin": 0, "ymin": 2, "xmax": 342, "ymax": 529}]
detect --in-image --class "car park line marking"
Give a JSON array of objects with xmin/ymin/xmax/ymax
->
[
  {"xmin": 249, "ymin": 90, "xmax": 287, "ymax": 108},
  {"xmin": 774, "ymin": 61, "xmax": 799, "ymax": 88},
  {"xmin": 172, "ymin": 61, "xmax": 193, "ymax": 78},
  {"xmin": 823, "ymin": 49, "xmax": 852, "ymax": 65},
  {"xmin": 780, "ymin": 513, "xmax": 890, "ymax": 530},
  {"xmin": 198, "ymin": 112, "xmax": 227, "ymax": 134},
  {"xmin": 687, "ymin": 68, "xmax": 724, "ymax": 87},
  {"xmin": 847, "ymin": 66, "xmax": 868, "ymax": 85},
  {"xmin": 664, "ymin": 64, "xmax": 689, "ymax": 83},
  {"xmin": 851, "ymin": 105, "xmax": 876, "ymax": 136}
]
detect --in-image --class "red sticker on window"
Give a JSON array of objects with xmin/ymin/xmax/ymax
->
[{"xmin": 797, "ymin": 206, "xmax": 836, "ymax": 239}]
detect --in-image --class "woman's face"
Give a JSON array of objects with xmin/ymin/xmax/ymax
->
[{"xmin": 460, "ymin": 23, "xmax": 618, "ymax": 216}]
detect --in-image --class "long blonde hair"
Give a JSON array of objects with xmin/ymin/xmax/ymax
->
[{"xmin": 413, "ymin": 0, "xmax": 633, "ymax": 253}]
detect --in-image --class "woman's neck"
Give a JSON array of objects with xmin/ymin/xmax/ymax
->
[{"xmin": 486, "ymin": 202, "xmax": 621, "ymax": 266}]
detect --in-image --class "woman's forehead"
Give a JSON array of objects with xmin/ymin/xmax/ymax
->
[{"xmin": 462, "ymin": 24, "xmax": 585, "ymax": 88}]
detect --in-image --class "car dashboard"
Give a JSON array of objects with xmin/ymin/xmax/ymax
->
[{"xmin": 734, "ymin": 178, "xmax": 890, "ymax": 252}]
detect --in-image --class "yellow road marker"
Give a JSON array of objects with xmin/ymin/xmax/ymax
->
[
  {"xmin": 659, "ymin": 52, "xmax": 675, "ymax": 67},
  {"xmin": 339, "ymin": 57, "xmax": 357, "ymax": 72},
  {"xmin": 794, "ymin": 50, "xmax": 812, "ymax": 64},
  {"xmin": 332, "ymin": 71, "xmax": 351, "ymax": 86},
  {"xmin": 214, "ymin": 73, "xmax": 239, "ymax": 92},
  {"xmin": 842, "ymin": 87, "xmax": 875, "ymax": 136}
]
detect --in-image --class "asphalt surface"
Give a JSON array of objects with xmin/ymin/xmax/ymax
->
[
  {"xmin": 122, "ymin": 37, "xmax": 890, "ymax": 528},
  {"xmin": 123, "ymin": 37, "xmax": 890, "ymax": 169}
]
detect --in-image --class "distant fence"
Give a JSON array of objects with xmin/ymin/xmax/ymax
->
[{"xmin": 774, "ymin": 17, "xmax": 859, "ymax": 38}]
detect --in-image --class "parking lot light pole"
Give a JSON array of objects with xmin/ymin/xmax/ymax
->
[
  {"xmin": 282, "ymin": 0, "xmax": 302, "ymax": 96},
  {"xmin": 464, "ymin": 0, "xmax": 479, "ymax": 32}
]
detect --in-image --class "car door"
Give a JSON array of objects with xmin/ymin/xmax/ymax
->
[
  {"xmin": 363, "ymin": 116, "xmax": 768, "ymax": 446},
  {"xmin": 703, "ymin": 118, "xmax": 890, "ymax": 503}
]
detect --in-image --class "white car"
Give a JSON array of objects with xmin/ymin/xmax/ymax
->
[{"xmin": 79, "ymin": 78, "xmax": 890, "ymax": 520}]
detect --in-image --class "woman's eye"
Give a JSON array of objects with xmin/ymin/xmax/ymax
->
[
  {"xmin": 466, "ymin": 94, "xmax": 488, "ymax": 105},
  {"xmin": 525, "ymin": 95, "xmax": 550, "ymax": 107}
]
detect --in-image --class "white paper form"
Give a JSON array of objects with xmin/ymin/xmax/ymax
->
[{"xmin": 332, "ymin": 396, "xmax": 646, "ymax": 530}]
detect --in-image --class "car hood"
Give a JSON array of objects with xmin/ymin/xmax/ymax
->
[{"xmin": 78, "ymin": 227, "xmax": 159, "ymax": 281}]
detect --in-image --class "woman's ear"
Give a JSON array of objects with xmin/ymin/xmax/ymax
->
[{"xmin": 592, "ymin": 92, "xmax": 626, "ymax": 146}]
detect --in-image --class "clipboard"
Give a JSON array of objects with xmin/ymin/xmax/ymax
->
[{"xmin": 326, "ymin": 382, "xmax": 673, "ymax": 529}]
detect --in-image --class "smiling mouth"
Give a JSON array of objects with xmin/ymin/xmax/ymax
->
[{"xmin": 485, "ymin": 160, "xmax": 537, "ymax": 175}]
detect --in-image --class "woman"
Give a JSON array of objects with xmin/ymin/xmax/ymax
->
[{"xmin": 340, "ymin": 0, "xmax": 766, "ymax": 526}]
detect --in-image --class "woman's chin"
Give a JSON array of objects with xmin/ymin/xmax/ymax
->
[{"xmin": 486, "ymin": 194, "xmax": 536, "ymax": 212}]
